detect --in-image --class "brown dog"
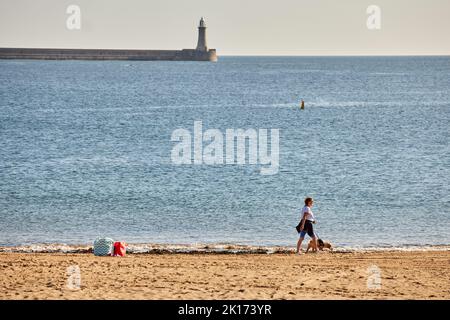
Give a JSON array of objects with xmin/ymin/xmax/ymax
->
[{"xmin": 306, "ymin": 239, "xmax": 332, "ymax": 253}]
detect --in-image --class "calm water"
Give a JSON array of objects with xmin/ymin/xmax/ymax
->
[{"xmin": 0, "ymin": 56, "xmax": 449, "ymax": 248}]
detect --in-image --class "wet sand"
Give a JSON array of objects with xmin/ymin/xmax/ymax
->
[{"xmin": 0, "ymin": 251, "xmax": 449, "ymax": 299}]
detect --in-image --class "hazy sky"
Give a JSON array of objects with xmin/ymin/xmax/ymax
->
[{"xmin": 0, "ymin": 0, "xmax": 449, "ymax": 55}]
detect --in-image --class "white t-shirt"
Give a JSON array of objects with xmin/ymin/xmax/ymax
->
[{"xmin": 301, "ymin": 205, "xmax": 315, "ymax": 222}]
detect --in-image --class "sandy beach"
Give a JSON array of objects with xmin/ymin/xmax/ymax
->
[{"xmin": 0, "ymin": 250, "xmax": 449, "ymax": 300}]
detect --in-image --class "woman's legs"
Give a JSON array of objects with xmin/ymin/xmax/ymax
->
[
  {"xmin": 296, "ymin": 236, "xmax": 304, "ymax": 254},
  {"xmin": 305, "ymin": 223, "xmax": 318, "ymax": 252},
  {"xmin": 311, "ymin": 235, "xmax": 319, "ymax": 252}
]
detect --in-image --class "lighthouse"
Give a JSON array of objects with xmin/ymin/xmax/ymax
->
[{"xmin": 196, "ymin": 17, "xmax": 208, "ymax": 52}]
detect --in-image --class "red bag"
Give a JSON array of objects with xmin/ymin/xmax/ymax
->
[{"xmin": 113, "ymin": 242, "xmax": 126, "ymax": 257}]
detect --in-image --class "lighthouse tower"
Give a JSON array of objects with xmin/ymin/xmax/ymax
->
[{"xmin": 196, "ymin": 17, "xmax": 208, "ymax": 51}]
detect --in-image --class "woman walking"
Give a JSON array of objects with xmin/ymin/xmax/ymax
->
[{"xmin": 296, "ymin": 197, "xmax": 318, "ymax": 254}]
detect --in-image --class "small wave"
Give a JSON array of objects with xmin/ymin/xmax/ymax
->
[
  {"xmin": 0, "ymin": 244, "xmax": 92, "ymax": 254},
  {"xmin": 1, "ymin": 243, "xmax": 449, "ymax": 254}
]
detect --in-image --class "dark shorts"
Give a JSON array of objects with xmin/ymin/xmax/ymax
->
[{"xmin": 298, "ymin": 220, "xmax": 315, "ymax": 238}]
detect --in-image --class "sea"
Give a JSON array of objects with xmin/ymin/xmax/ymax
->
[{"xmin": 0, "ymin": 56, "xmax": 449, "ymax": 252}]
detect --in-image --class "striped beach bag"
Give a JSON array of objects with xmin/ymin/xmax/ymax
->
[{"xmin": 93, "ymin": 237, "xmax": 114, "ymax": 256}]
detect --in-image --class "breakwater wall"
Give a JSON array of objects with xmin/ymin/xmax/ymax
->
[{"xmin": 0, "ymin": 48, "xmax": 217, "ymax": 62}]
